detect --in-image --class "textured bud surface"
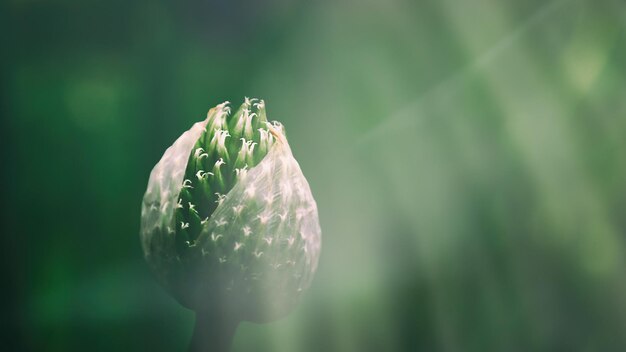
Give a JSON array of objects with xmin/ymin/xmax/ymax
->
[{"xmin": 140, "ymin": 99, "xmax": 321, "ymax": 322}]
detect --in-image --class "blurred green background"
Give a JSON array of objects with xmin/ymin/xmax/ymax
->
[{"xmin": 3, "ymin": 0, "xmax": 626, "ymax": 350}]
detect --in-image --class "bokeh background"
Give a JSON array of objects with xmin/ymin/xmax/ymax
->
[{"xmin": 3, "ymin": 0, "xmax": 626, "ymax": 350}]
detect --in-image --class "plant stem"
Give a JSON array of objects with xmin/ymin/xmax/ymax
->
[{"xmin": 189, "ymin": 310, "xmax": 239, "ymax": 352}]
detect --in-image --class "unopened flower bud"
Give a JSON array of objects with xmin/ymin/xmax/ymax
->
[{"xmin": 140, "ymin": 99, "xmax": 321, "ymax": 326}]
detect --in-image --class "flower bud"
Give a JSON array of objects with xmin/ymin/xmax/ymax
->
[{"xmin": 140, "ymin": 99, "xmax": 321, "ymax": 323}]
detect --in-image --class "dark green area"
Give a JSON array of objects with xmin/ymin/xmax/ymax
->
[
  {"xmin": 176, "ymin": 100, "xmax": 269, "ymax": 248},
  {"xmin": 3, "ymin": 0, "xmax": 626, "ymax": 351}
]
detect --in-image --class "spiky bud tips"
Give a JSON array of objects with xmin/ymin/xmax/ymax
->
[{"xmin": 140, "ymin": 99, "xmax": 321, "ymax": 323}]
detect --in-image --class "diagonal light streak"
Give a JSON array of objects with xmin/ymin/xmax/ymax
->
[{"xmin": 349, "ymin": 0, "xmax": 573, "ymax": 154}]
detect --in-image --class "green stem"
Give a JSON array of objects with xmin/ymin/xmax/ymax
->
[{"xmin": 189, "ymin": 310, "xmax": 239, "ymax": 352}]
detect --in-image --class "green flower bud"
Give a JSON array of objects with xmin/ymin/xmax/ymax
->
[{"xmin": 140, "ymin": 99, "xmax": 321, "ymax": 325}]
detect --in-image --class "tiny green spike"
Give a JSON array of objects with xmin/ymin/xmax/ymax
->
[{"xmin": 140, "ymin": 98, "xmax": 321, "ymax": 352}]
